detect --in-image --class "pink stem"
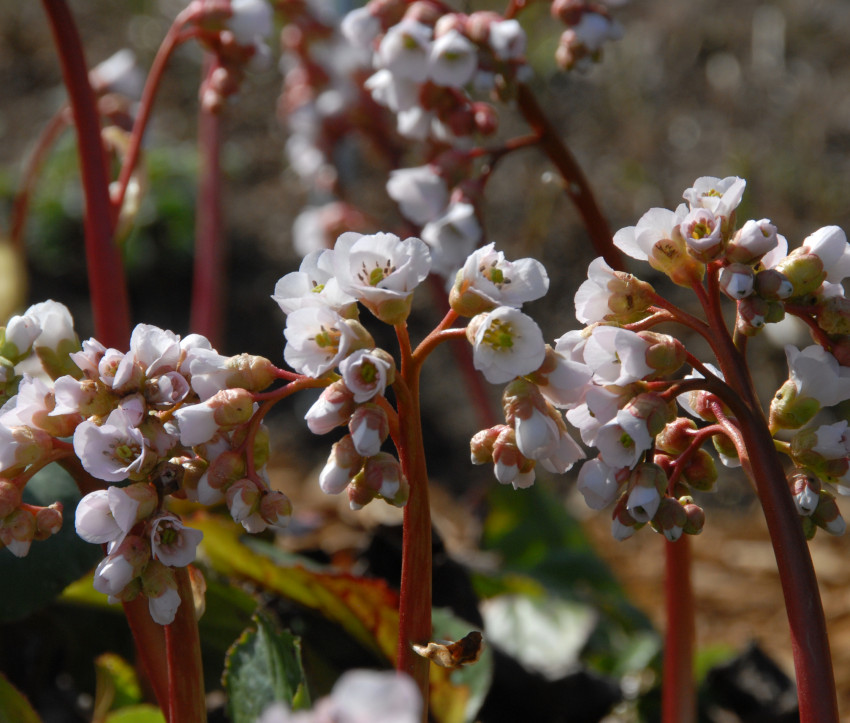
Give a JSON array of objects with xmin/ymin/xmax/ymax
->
[
  {"xmin": 662, "ymin": 536, "xmax": 695, "ymax": 723},
  {"xmin": 41, "ymin": 0, "xmax": 131, "ymax": 348}
]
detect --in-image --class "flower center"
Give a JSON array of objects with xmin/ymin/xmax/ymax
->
[
  {"xmin": 113, "ymin": 441, "xmax": 140, "ymax": 463},
  {"xmin": 313, "ymin": 325, "xmax": 341, "ymax": 352},
  {"xmin": 482, "ymin": 319, "xmax": 514, "ymax": 351},
  {"xmin": 359, "ymin": 360, "xmax": 378, "ymax": 384},
  {"xmin": 358, "ymin": 259, "xmax": 396, "ymax": 287}
]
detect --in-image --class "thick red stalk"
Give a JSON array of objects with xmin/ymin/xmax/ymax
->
[
  {"xmin": 163, "ymin": 567, "xmax": 206, "ymax": 722},
  {"xmin": 190, "ymin": 56, "xmax": 226, "ymax": 348},
  {"xmin": 41, "ymin": 0, "xmax": 131, "ymax": 348},
  {"xmin": 662, "ymin": 537, "xmax": 695, "ymax": 723},
  {"xmin": 393, "ymin": 325, "xmax": 432, "ymax": 722}
]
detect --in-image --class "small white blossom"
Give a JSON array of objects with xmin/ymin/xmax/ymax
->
[
  {"xmin": 284, "ymin": 306, "xmax": 357, "ymax": 377},
  {"xmin": 801, "ymin": 225, "xmax": 850, "ymax": 283},
  {"xmin": 150, "ymin": 515, "xmax": 203, "ymax": 567},
  {"xmin": 456, "ymin": 243, "xmax": 549, "ymax": 310},
  {"xmin": 272, "ymin": 250, "xmax": 356, "ymax": 315},
  {"xmin": 386, "ymin": 166, "xmax": 449, "ymax": 225},
  {"xmin": 682, "ymin": 176, "xmax": 746, "ymax": 219},
  {"xmin": 421, "ymin": 202, "xmax": 482, "ymax": 279},
  {"xmin": 339, "ymin": 349, "xmax": 392, "ymax": 403},
  {"xmin": 428, "ymin": 30, "xmax": 477, "ymax": 87},
  {"xmin": 576, "ymin": 458, "xmax": 621, "ymax": 510},
  {"xmin": 489, "ymin": 19, "xmax": 526, "ymax": 60},
  {"xmin": 73, "ymin": 408, "xmax": 150, "ymax": 482},
  {"xmin": 786, "ymin": 344, "xmax": 850, "ymax": 407},
  {"xmin": 583, "ymin": 326, "xmax": 652, "ymax": 386},
  {"xmin": 595, "ymin": 409, "xmax": 653, "ymax": 469},
  {"xmin": 75, "ymin": 490, "xmax": 122, "ymax": 544},
  {"xmin": 470, "ymin": 307, "xmax": 546, "ymax": 384},
  {"xmin": 613, "ymin": 205, "xmax": 687, "ymax": 262},
  {"xmin": 376, "ymin": 20, "xmax": 433, "ymax": 82}
]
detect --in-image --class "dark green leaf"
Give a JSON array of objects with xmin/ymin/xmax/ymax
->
[{"xmin": 0, "ymin": 673, "xmax": 41, "ymax": 723}]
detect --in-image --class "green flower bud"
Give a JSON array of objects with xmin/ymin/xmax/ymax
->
[{"xmin": 769, "ymin": 380, "xmax": 820, "ymax": 430}]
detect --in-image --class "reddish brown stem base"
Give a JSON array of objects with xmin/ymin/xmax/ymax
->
[{"xmin": 662, "ymin": 536, "xmax": 695, "ymax": 723}]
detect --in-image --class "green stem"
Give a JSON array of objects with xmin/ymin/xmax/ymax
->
[{"xmin": 41, "ymin": 0, "xmax": 130, "ymax": 348}]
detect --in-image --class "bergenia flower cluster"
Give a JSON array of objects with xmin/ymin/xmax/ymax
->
[
  {"xmin": 0, "ymin": 301, "xmax": 291, "ymax": 623},
  {"xmin": 566, "ymin": 175, "xmax": 850, "ymax": 542}
]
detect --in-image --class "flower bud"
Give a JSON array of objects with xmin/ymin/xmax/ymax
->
[
  {"xmin": 226, "ymin": 479, "xmax": 261, "ymax": 525},
  {"xmin": 726, "ymin": 219, "xmax": 778, "ymax": 264},
  {"xmin": 789, "ymin": 470, "xmax": 821, "ymax": 516},
  {"xmin": 210, "ymin": 388, "xmax": 255, "ymax": 428},
  {"xmin": 305, "ymin": 381, "xmax": 357, "ymax": 435},
  {"xmin": 611, "ymin": 501, "xmax": 640, "ymax": 541},
  {"xmin": 655, "ymin": 418, "xmax": 697, "ymax": 455},
  {"xmin": 626, "ymin": 463, "xmax": 667, "ymax": 523},
  {"xmin": 206, "ymin": 450, "xmax": 247, "ymax": 493},
  {"xmin": 774, "ymin": 251, "xmax": 825, "ymax": 298},
  {"xmin": 362, "ymin": 452, "xmax": 407, "ymax": 503},
  {"xmin": 260, "ymin": 491, "xmax": 292, "ymax": 530},
  {"xmin": 348, "ymin": 404, "xmax": 389, "ymax": 457},
  {"xmin": 108, "ymin": 482, "xmax": 158, "ymax": 533},
  {"xmin": 681, "ymin": 448, "xmax": 718, "ymax": 491},
  {"xmin": 0, "ymin": 507, "xmax": 36, "ymax": 557},
  {"xmin": 94, "ymin": 534, "xmax": 150, "ymax": 595},
  {"xmin": 0, "ymin": 479, "xmax": 22, "ymax": 518},
  {"xmin": 576, "ymin": 457, "xmax": 623, "ymax": 510},
  {"xmin": 470, "ymin": 426, "xmax": 501, "ymax": 465},
  {"xmin": 637, "ymin": 331, "xmax": 686, "ymax": 378},
  {"xmin": 492, "ymin": 426, "xmax": 535, "ymax": 489},
  {"xmin": 319, "ymin": 435, "xmax": 364, "ymax": 495},
  {"xmin": 648, "ymin": 235, "xmax": 705, "ymax": 288},
  {"xmin": 816, "ymin": 296, "xmax": 850, "ymax": 336},
  {"xmin": 769, "ymin": 380, "xmax": 820, "ymax": 430},
  {"xmin": 719, "ymin": 263, "xmax": 755, "ymax": 300},
  {"xmin": 754, "ymin": 268, "xmax": 793, "ymax": 300},
  {"xmin": 681, "ymin": 501, "xmax": 705, "ymax": 535},
  {"xmin": 623, "ymin": 392, "xmax": 673, "ymax": 438},
  {"xmin": 651, "ymin": 497, "xmax": 687, "ymax": 541},
  {"xmin": 221, "ymin": 353, "xmax": 277, "ymax": 393},
  {"xmin": 34, "ymin": 502, "xmax": 63, "ymax": 540},
  {"xmin": 712, "ymin": 433, "xmax": 740, "ymax": 466},
  {"xmin": 140, "ymin": 560, "xmax": 180, "ymax": 625},
  {"xmin": 812, "ymin": 491, "xmax": 845, "ymax": 535},
  {"xmin": 735, "ymin": 296, "xmax": 770, "ymax": 336}
]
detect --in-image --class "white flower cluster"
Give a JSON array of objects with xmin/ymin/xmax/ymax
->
[
  {"xmin": 572, "ymin": 175, "xmax": 850, "ymax": 541},
  {"xmin": 0, "ymin": 301, "xmax": 290, "ymax": 623},
  {"xmin": 274, "ymin": 232, "xmax": 433, "ymax": 509}
]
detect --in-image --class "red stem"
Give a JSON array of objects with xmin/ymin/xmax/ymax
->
[
  {"xmin": 515, "ymin": 83, "xmax": 623, "ymax": 270},
  {"xmin": 190, "ymin": 56, "xmax": 226, "ymax": 348},
  {"xmin": 163, "ymin": 567, "xmax": 206, "ymax": 723},
  {"xmin": 662, "ymin": 536, "xmax": 695, "ymax": 723},
  {"xmin": 41, "ymin": 0, "xmax": 131, "ymax": 349},
  {"xmin": 393, "ymin": 325, "xmax": 432, "ymax": 722}
]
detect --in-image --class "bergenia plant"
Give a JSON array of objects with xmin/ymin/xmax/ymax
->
[{"xmin": 2, "ymin": 1, "xmax": 845, "ymax": 722}]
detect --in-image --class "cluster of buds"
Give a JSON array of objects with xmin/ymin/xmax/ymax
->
[
  {"xmin": 0, "ymin": 300, "xmax": 295, "ymax": 622},
  {"xmin": 189, "ymin": 0, "xmax": 275, "ymax": 112},
  {"xmin": 551, "ymin": 0, "xmax": 623, "ymax": 71},
  {"xmin": 569, "ymin": 175, "xmax": 850, "ymax": 540}
]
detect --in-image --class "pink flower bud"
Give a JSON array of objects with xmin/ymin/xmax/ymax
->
[
  {"xmin": 210, "ymin": 388, "xmax": 255, "ymax": 427},
  {"xmin": 319, "ymin": 435, "xmax": 364, "ymax": 495},
  {"xmin": 682, "ymin": 501, "xmax": 705, "ymax": 535},
  {"xmin": 719, "ymin": 263, "xmax": 755, "ymax": 300},
  {"xmin": 816, "ymin": 296, "xmax": 850, "ymax": 336},
  {"xmin": 140, "ymin": 560, "xmax": 180, "ymax": 625},
  {"xmin": 637, "ymin": 331, "xmax": 686, "ymax": 378},
  {"xmin": 305, "ymin": 380, "xmax": 356, "ymax": 434},
  {"xmin": 726, "ymin": 218, "xmax": 778, "ymax": 264},
  {"xmin": 94, "ymin": 534, "xmax": 150, "ymax": 595},
  {"xmin": 655, "ymin": 418, "xmax": 697, "ymax": 455},
  {"xmin": 789, "ymin": 470, "xmax": 821, "ymax": 516},
  {"xmin": 681, "ymin": 448, "xmax": 718, "ymax": 492},
  {"xmin": 812, "ymin": 491, "xmax": 845, "ymax": 536},
  {"xmin": 206, "ymin": 450, "xmax": 247, "ymax": 493},
  {"xmin": 0, "ymin": 480, "xmax": 21, "ymax": 518},
  {"xmin": 626, "ymin": 463, "xmax": 667, "ymax": 523},
  {"xmin": 652, "ymin": 497, "xmax": 687, "ymax": 541},
  {"xmin": 754, "ymin": 268, "xmax": 793, "ymax": 300},
  {"xmin": 470, "ymin": 426, "xmax": 501, "ymax": 465},
  {"xmin": 1, "ymin": 508, "xmax": 36, "ymax": 557},
  {"xmin": 774, "ymin": 251, "xmax": 825, "ymax": 297},
  {"xmin": 611, "ymin": 501, "xmax": 640, "ymax": 541},
  {"xmin": 34, "ymin": 502, "xmax": 63, "ymax": 540},
  {"xmin": 226, "ymin": 479, "xmax": 261, "ymax": 524},
  {"xmin": 348, "ymin": 404, "xmax": 389, "ymax": 457},
  {"xmin": 260, "ymin": 491, "xmax": 292, "ymax": 530}
]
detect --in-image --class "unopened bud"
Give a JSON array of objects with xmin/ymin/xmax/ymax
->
[
  {"xmin": 648, "ymin": 235, "xmax": 705, "ymax": 288},
  {"xmin": 769, "ymin": 379, "xmax": 820, "ymax": 430},
  {"xmin": 1, "ymin": 507, "xmax": 36, "ymax": 557},
  {"xmin": 816, "ymin": 296, "xmax": 850, "ymax": 336},
  {"xmin": 651, "ymin": 497, "xmax": 687, "ymax": 541},
  {"xmin": 626, "ymin": 463, "xmax": 667, "ymax": 523},
  {"xmin": 260, "ymin": 491, "xmax": 292, "ymax": 530},
  {"xmin": 210, "ymin": 388, "xmax": 254, "ymax": 427},
  {"xmin": 754, "ymin": 268, "xmax": 793, "ymax": 300},
  {"xmin": 655, "ymin": 418, "xmax": 697, "ymax": 455},
  {"xmin": 682, "ymin": 501, "xmax": 705, "ymax": 535},
  {"xmin": 790, "ymin": 470, "xmax": 821, "ymax": 516},
  {"xmin": 719, "ymin": 263, "xmax": 755, "ymax": 300},
  {"xmin": 223, "ymin": 354, "xmax": 278, "ymax": 393},
  {"xmin": 319, "ymin": 435, "xmax": 364, "ymax": 495},
  {"xmin": 812, "ymin": 491, "xmax": 845, "ymax": 535},
  {"xmin": 623, "ymin": 392, "xmax": 673, "ymax": 437},
  {"xmin": 225, "ymin": 479, "xmax": 260, "ymax": 524},
  {"xmin": 348, "ymin": 404, "xmax": 389, "ymax": 458},
  {"xmin": 681, "ymin": 448, "xmax": 718, "ymax": 491},
  {"xmin": 637, "ymin": 331, "xmax": 686, "ymax": 378},
  {"xmin": 726, "ymin": 219, "xmax": 779, "ymax": 264},
  {"xmin": 774, "ymin": 251, "xmax": 825, "ymax": 298},
  {"xmin": 0, "ymin": 479, "xmax": 21, "ymax": 518},
  {"xmin": 604, "ymin": 272, "xmax": 656, "ymax": 323},
  {"xmin": 206, "ymin": 450, "xmax": 247, "ymax": 492},
  {"xmin": 470, "ymin": 426, "xmax": 501, "ymax": 465},
  {"xmin": 611, "ymin": 500, "xmax": 640, "ymax": 541},
  {"xmin": 735, "ymin": 296, "xmax": 769, "ymax": 336},
  {"xmin": 34, "ymin": 503, "xmax": 63, "ymax": 539}
]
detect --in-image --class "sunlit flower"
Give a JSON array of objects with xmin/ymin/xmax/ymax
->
[{"xmin": 469, "ymin": 307, "xmax": 546, "ymax": 384}]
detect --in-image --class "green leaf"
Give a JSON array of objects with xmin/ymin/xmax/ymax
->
[
  {"xmin": 94, "ymin": 653, "xmax": 143, "ymax": 715},
  {"xmin": 0, "ymin": 673, "xmax": 40, "ymax": 723},
  {"xmin": 223, "ymin": 610, "xmax": 310, "ymax": 723},
  {"xmin": 0, "ymin": 465, "xmax": 102, "ymax": 622},
  {"xmin": 103, "ymin": 705, "xmax": 166, "ymax": 723}
]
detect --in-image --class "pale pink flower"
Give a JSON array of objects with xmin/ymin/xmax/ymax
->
[
  {"xmin": 595, "ymin": 409, "xmax": 653, "ymax": 469},
  {"xmin": 489, "ymin": 19, "xmax": 526, "ymax": 60},
  {"xmin": 272, "ymin": 250, "xmax": 356, "ymax": 316},
  {"xmin": 514, "ymin": 407, "xmax": 560, "ymax": 460},
  {"xmin": 583, "ymin": 326, "xmax": 652, "ymax": 386},
  {"xmin": 613, "ymin": 206, "xmax": 686, "ymax": 262},
  {"xmin": 75, "ymin": 490, "xmax": 123, "ymax": 544},
  {"xmin": 786, "ymin": 344, "xmax": 850, "ymax": 407},
  {"xmin": 682, "ymin": 176, "xmax": 746, "ymax": 219},
  {"xmin": 340, "ymin": 7, "xmax": 381, "ymax": 48},
  {"xmin": 376, "ymin": 21, "xmax": 432, "ymax": 82},
  {"xmin": 150, "ymin": 515, "xmax": 203, "ymax": 567},
  {"xmin": 25, "ymin": 300, "xmax": 77, "ymax": 353},
  {"xmin": 284, "ymin": 306, "xmax": 357, "ymax": 377},
  {"xmin": 428, "ymin": 30, "xmax": 477, "ymax": 87},
  {"xmin": 455, "ymin": 243, "xmax": 548, "ymax": 311},
  {"xmin": 148, "ymin": 587, "xmax": 181, "ymax": 625},
  {"xmin": 576, "ymin": 458, "xmax": 622, "ymax": 510},
  {"xmin": 679, "ymin": 207, "xmax": 723, "ymax": 258},
  {"xmin": 339, "ymin": 349, "xmax": 392, "ymax": 403},
  {"xmin": 538, "ymin": 428, "xmax": 585, "ymax": 474},
  {"xmin": 801, "ymin": 225, "xmax": 850, "ymax": 283},
  {"xmin": 304, "ymin": 382, "xmax": 355, "ymax": 434},
  {"xmin": 73, "ymin": 408, "xmax": 151, "ymax": 482},
  {"xmin": 4, "ymin": 314, "xmax": 41, "ymax": 357}
]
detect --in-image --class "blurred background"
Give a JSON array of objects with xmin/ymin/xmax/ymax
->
[{"xmin": 1, "ymin": 0, "xmax": 850, "ymax": 721}]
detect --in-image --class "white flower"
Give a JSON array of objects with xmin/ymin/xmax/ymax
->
[
  {"xmin": 732, "ymin": 219, "xmax": 778, "ymax": 260},
  {"xmin": 514, "ymin": 407, "xmax": 559, "ymax": 460},
  {"xmin": 613, "ymin": 206, "xmax": 685, "ymax": 262},
  {"xmin": 24, "ymin": 300, "xmax": 77, "ymax": 352},
  {"xmin": 595, "ymin": 409, "xmax": 653, "ymax": 469},
  {"xmin": 340, "ymin": 7, "xmax": 381, "ymax": 48},
  {"xmin": 786, "ymin": 344, "xmax": 850, "ymax": 407},
  {"xmin": 284, "ymin": 306, "xmax": 357, "ymax": 377},
  {"xmin": 349, "ymin": 406, "xmax": 388, "ymax": 457},
  {"xmin": 811, "ymin": 421, "xmax": 850, "ymax": 459},
  {"xmin": 150, "ymin": 515, "xmax": 203, "ymax": 567},
  {"xmin": 455, "ymin": 243, "xmax": 549, "ymax": 311},
  {"xmin": 576, "ymin": 458, "xmax": 622, "ymax": 509},
  {"xmin": 75, "ymin": 490, "xmax": 122, "ymax": 544},
  {"xmin": 679, "ymin": 207, "xmax": 723, "ymax": 257},
  {"xmin": 93, "ymin": 553, "xmax": 136, "ymax": 596},
  {"xmin": 571, "ymin": 12, "xmax": 623, "ymax": 53},
  {"xmin": 91, "ymin": 49, "xmax": 144, "ymax": 99},
  {"xmin": 583, "ymin": 326, "xmax": 652, "ymax": 386},
  {"xmin": 227, "ymin": 0, "xmax": 273, "ymax": 48},
  {"xmin": 574, "ymin": 257, "xmax": 621, "ymax": 324},
  {"xmin": 567, "ymin": 385, "xmax": 621, "ymax": 446},
  {"xmin": 428, "ymin": 30, "xmax": 477, "ymax": 87},
  {"xmin": 70, "ymin": 338, "xmax": 107, "ymax": 378},
  {"xmin": 332, "ymin": 232, "xmax": 431, "ymax": 323},
  {"xmin": 535, "ymin": 348, "xmax": 591, "ymax": 410},
  {"xmin": 272, "ymin": 250, "xmax": 357, "ymax": 316},
  {"xmin": 376, "ymin": 20, "xmax": 433, "ymax": 82},
  {"xmin": 148, "ymin": 587, "xmax": 181, "ymax": 625},
  {"xmin": 626, "ymin": 481, "xmax": 661, "ymax": 523},
  {"xmin": 4, "ymin": 314, "xmax": 41, "ymax": 357},
  {"xmin": 73, "ymin": 408, "xmax": 151, "ymax": 482},
  {"xmin": 801, "ymin": 226, "xmax": 850, "ymax": 283},
  {"xmin": 470, "ymin": 307, "xmax": 546, "ymax": 384},
  {"xmin": 128, "ymin": 324, "xmax": 181, "ymax": 378},
  {"xmin": 420, "ymin": 204, "xmax": 480, "ymax": 279},
  {"xmin": 339, "ymin": 349, "xmax": 392, "ymax": 402},
  {"xmin": 538, "ymin": 428, "xmax": 585, "ymax": 474},
  {"xmin": 682, "ymin": 176, "xmax": 746, "ymax": 219},
  {"xmin": 365, "ymin": 69, "xmax": 420, "ymax": 113},
  {"xmin": 489, "ymin": 19, "xmax": 526, "ymax": 60},
  {"xmin": 386, "ymin": 166, "xmax": 448, "ymax": 225}
]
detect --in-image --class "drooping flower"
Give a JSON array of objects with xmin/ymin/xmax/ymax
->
[
  {"xmin": 376, "ymin": 20, "xmax": 433, "ymax": 82},
  {"xmin": 576, "ymin": 457, "xmax": 622, "ymax": 510},
  {"xmin": 428, "ymin": 29, "xmax": 478, "ymax": 87},
  {"xmin": 339, "ymin": 349, "xmax": 394, "ymax": 403},
  {"xmin": 150, "ymin": 515, "xmax": 203, "ymax": 567}
]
